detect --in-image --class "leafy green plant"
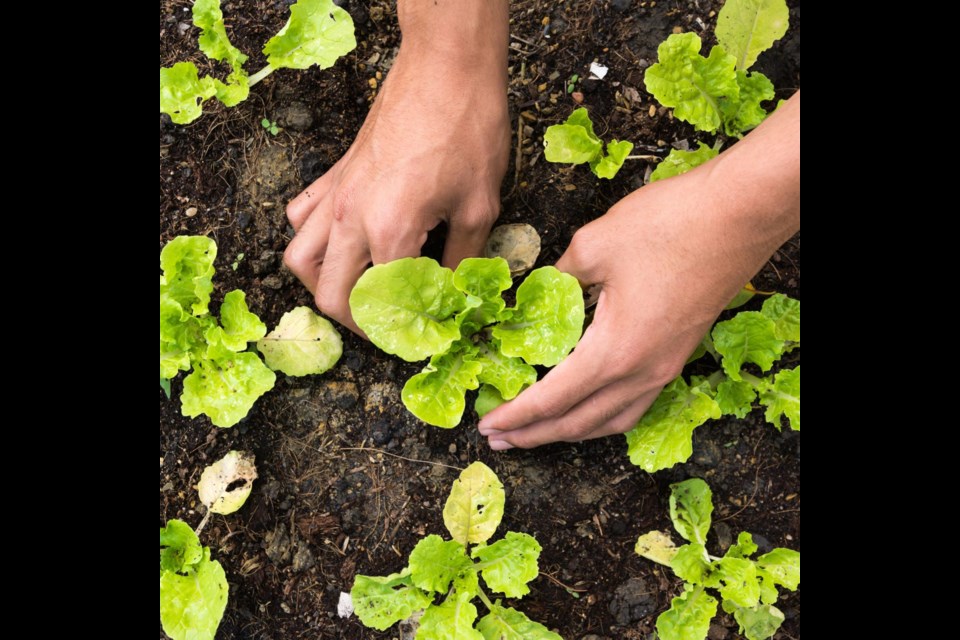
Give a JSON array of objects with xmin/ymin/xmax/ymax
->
[
  {"xmin": 543, "ymin": 108, "xmax": 634, "ymax": 179},
  {"xmin": 260, "ymin": 118, "xmax": 281, "ymax": 135},
  {"xmin": 349, "ymin": 257, "xmax": 584, "ymax": 428},
  {"xmin": 160, "ymin": 519, "xmax": 228, "ymax": 640},
  {"xmin": 648, "ymin": 142, "xmax": 719, "ymax": 183},
  {"xmin": 160, "ymin": 0, "xmax": 355, "ymax": 124},
  {"xmin": 636, "ymin": 478, "xmax": 800, "ymax": 640},
  {"xmin": 625, "ymin": 294, "xmax": 799, "ymax": 472},
  {"xmin": 566, "ymin": 74, "xmax": 579, "ymax": 94},
  {"xmin": 160, "ymin": 236, "xmax": 341, "ymax": 427},
  {"xmin": 351, "ymin": 462, "xmax": 562, "ymax": 639},
  {"xmin": 644, "ymin": 0, "xmax": 788, "ymax": 176}
]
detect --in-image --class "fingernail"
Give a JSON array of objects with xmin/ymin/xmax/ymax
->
[{"xmin": 489, "ymin": 439, "xmax": 514, "ymax": 451}]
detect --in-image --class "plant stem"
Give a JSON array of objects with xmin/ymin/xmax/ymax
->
[
  {"xmin": 740, "ymin": 371, "xmax": 765, "ymax": 388},
  {"xmin": 625, "ymin": 155, "xmax": 662, "ymax": 162},
  {"xmin": 705, "ymin": 370, "xmax": 727, "ymax": 391},
  {"xmin": 248, "ymin": 65, "xmax": 276, "ymax": 88},
  {"xmin": 476, "ymin": 584, "xmax": 496, "ymax": 611}
]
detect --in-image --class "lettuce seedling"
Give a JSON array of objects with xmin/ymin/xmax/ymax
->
[
  {"xmin": 543, "ymin": 108, "xmax": 634, "ymax": 179},
  {"xmin": 160, "ymin": 236, "xmax": 342, "ymax": 427},
  {"xmin": 160, "ymin": 519, "xmax": 229, "ymax": 640},
  {"xmin": 350, "ymin": 257, "xmax": 584, "ymax": 428},
  {"xmin": 644, "ymin": 0, "xmax": 786, "ymax": 138},
  {"xmin": 351, "ymin": 462, "xmax": 562, "ymax": 640},
  {"xmin": 160, "ymin": 0, "xmax": 356, "ymax": 124},
  {"xmin": 160, "ymin": 236, "xmax": 275, "ymax": 427},
  {"xmin": 625, "ymin": 294, "xmax": 799, "ymax": 472},
  {"xmin": 635, "ymin": 478, "xmax": 800, "ymax": 640}
]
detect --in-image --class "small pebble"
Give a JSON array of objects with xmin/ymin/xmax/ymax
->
[
  {"xmin": 368, "ymin": 78, "xmax": 378, "ymax": 89},
  {"xmin": 185, "ymin": 207, "xmax": 198, "ymax": 217},
  {"xmin": 648, "ymin": 105, "xmax": 657, "ymax": 117}
]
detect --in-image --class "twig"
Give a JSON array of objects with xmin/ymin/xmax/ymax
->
[{"xmin": 339, "ymin": 447, "xmax": 464, "ymax": 471}]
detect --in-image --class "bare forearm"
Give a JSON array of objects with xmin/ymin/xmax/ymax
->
[
  {"xmin": 398, "ymin": 0, "xmax": 509, "ymax": 74},
  {"xmin": 706, "ymin": 91, "xmax": 801, "ymax": 271}
]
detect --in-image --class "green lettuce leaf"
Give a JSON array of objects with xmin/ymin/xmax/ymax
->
[
  {"xmin": 477, "ymin": 604, "xmax": 563, "ymax": 640},
  {"xmin": 351, "ymin": 570, "xmax": 433, "ymax": 632},
  {"xmin": 160, "ymin": 236, "xmax": 217, "ymax": 316},
  {"xmin": 203, "ymin": 290, "xmax": 268, "ymax": 359},
  {"xmin": 716, "ymin": 0, "xmax": 790, "ymax": 71},
  {"xmin": 726, "ymin": 532, "xmax": 759, "ymax": 559},
  {"xmin": 758, "ymin": 366, "xmax": 800, "ymax": 431},
  {"xmin": 649, "ymin": 142, "xmax": 719, "ymax": 183},
  {"xmin": 711, "ymin": 557, "xmax": 760, "ymax": 608},
  {"xmin": 160, "ymin": 62, "xmax": 217, "ymax": 124},
  {"xmin": 160, "ymin": 519, "xmax": 203, "ymax": 574},
  {"xmin": 443, "ymin": 462, "xmax": 505, "ymax": 546},
  {"xmin": 669, "ymin": 478, "xmax": 714, "ymax": 545},
  {"xmin": 263, "ymin": 0, "xmax": 357, "ymax": 70},
  {"xmin": 543, "ymin": 108, "xmax": 603, "ymax": 164},
  {"xmin": 670, "ymin": 543, "xmax": 712, "ymax": 584},
  {"xmin": 181, "ymin": 353, "xmax": 276, "ymax": 427},
  {"xmin": 589, "ymin": 139, "xmax": 634, "ymax": 179},
  {"xmin": 656, "ymin": 585, "xmax": 717, "ymax": 640},
  {"xmin": 160, "ymin": 547, "xmax": 228, "ymax": 640},
  {"xmin": 644, "ymin": 33, "xmax": 738, "ymax": 133},
  {"xmin": 712, "ymin": 311, "xmax": 784, "ymax": 380},
  {"xmin": 721, "ymin": 70, "xmax": 774, "ymax": 136},
  {"xmin": 472, "ymin": 342, "xmax": 537, "ymax": 401},
  {"xmin": 257, "ymin": 306, "xmax": 343, "ymax": 376},
  {"xmin": 635, "ymin": 531, "xmax": 679, "ymax": 566},
  {"xmin": 193, "ymin": 0, "xmax": 248, "ymax": 71},
  {"xmin": 408, "ymin": 535, "xmax": 472, "ymax": 593},
  {"xmin": 472, "ymin": 532, "xmax": 541, "ymax": 598},
  {"xmin": 625, "ymin": 378, "xmax": 722, "ymax": 472},
  {"xmin": 453, "ymin": 257, "xmax": 512, "ymax": 330},
  {"xmin": 350, "ymin": 257, "xmax": 465, "ymax": 362},
  {"xmin": 760, "ymin": 294, "xmax": 800, "ymax": 343},
  {"xmin": 756, "ymin": 548, "xmax": 800, "ymax": 590},
  {"xmin": 715, "ymin": 379, "xmax": 756, "ymax": 418},
  {"xmin": 493, "ymin": 267, "xmax": 584, "ymax": 366},
  {"xmin": 402, "ymin": 346, "xmax": 482, "ymax": 428},
  {"xmin": 475, "ymin": 384, "xmax": 508, "ymax": 418},
  {"xmin": 732, "ymin": 603, "xmax": 785, "ymax": 640},
  {"xmin": 416, "ymin": 592, "xmax": 484, "ymax": 640}
]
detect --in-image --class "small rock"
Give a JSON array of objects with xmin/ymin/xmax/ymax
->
[
  {"xmin": 485, "ymin": 224, "xmax": 541, "ymax": 275},
  {"xmin": 291, "ymin": 540, "xmax": 315, "ymax": 572},
  {"xmin": 609, "ymin": 577, "xmax": 656, "ymax": 625},
  {"xmin": 251, "ymin": 250, "xmax": 279, "ymax": 275},
  {"xmin": 692, "ymin": 440, "xmax": 722, "ymax": 468},
  {"xmin": 707, "ymin": 623, "xmax": 729, "ymax": 640},
  {"xmin": 448, "ymin": 443, "xmax": 457, "ymax": 454},
  {"xmin": 264, "ymin": 524, "xmax": 292, "ymax": 564},
  {"xmin": 277, "ymin": 102, "xmax": 314, "ymax": 132},
  {"xmin": 185, "ymin": 207, "xmax": 198, "ymax": 218},
  {"xmin": 262, "ymin": 274, "xmax": 285, "ymax": 290},
  {"xmin": 751, "ymin": 533, "xmax": 774, "ymax": 554},
  {"xmin": 713, "ymin": 521, "xmax": 733, "ymax": 553},
  {"xmin": 342, "ymin": 351, "xmax": 363, "ymax": 371},
  {"xmin": 236, "ymin": 210, "xmax": 252, "ymax": 230},
  {"xmin": 572, "ymin": 91, "xmax": 585, "ymax": 104},
  {"xmin": 364, "ymin": 382, "xmax": 398, "ymax": 414}
]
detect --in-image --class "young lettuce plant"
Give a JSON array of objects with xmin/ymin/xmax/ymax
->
[
  {"xmin": 644, "ymin": 0, "xmax": 789, "ymax": 178},
  {"xmin": 349, "ymin": 257, "xmax": 584, "ymax": 428},
  {"xmin": 543, "ymin": 108, "xmax": 634, "ymax": 179},
  {"xmin": 160, "ymin": 0, "xmax": 356, "ymax": 124},
  {"xmin": 160, "ymin": 520, "xmax": 228, "ymax": 640},
  {"xmin": 160, "ymin": 236, "xmax": 341, "ymax": 427},
  {"xmin": 625, "ymin": 294, "xmax": 799, "ymax": 473},
  {"xmin": 635, "ymin": 478, "xmax": 800, "ymax": 640},
  {"xmin": 351, "ymin": 462, "xmax": 562, "ymax": 640}
]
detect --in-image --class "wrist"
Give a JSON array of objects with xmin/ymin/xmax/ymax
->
[{"xmin": 398, "ymin": 0, "xmax": 509, "ymax": 75}]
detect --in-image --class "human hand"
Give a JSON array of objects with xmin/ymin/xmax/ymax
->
[
  {"xmin": 477, "ymin": 93, "xmax": 801, "ymax": 449},
  {"xmin": 284, "ymin": 11, "xmax": 510, "ymax": 333}
]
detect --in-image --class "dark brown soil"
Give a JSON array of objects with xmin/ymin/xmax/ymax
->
[{"xmin": 160, "ymin": 1, "xmax": 801, "ymax": 638}]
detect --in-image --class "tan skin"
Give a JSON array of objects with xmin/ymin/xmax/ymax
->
[{"xmin": 284, "ymin": 0, "xmax": 800, "ymax": 450}]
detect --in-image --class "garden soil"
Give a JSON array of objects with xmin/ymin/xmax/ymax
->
[{"xmin": 160, "ymin": 1, "xmax": 801, "ymax": 638}]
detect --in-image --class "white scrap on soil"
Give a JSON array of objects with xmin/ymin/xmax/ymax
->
[
  {"xmin": 589, "ymin": 62, "xmax": 609, "ymax": 79},
  {"xmin": 337, "ymin": 592, "xmax": 354, "ymax": 618}
]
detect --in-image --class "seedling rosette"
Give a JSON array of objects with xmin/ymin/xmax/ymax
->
[{"xmin": 349, "ymin": 257, "xmax": 584, "ymax": 428}]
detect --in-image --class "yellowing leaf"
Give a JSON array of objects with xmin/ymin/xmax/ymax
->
[
  {"xmin": 197, "ymin": 450, "xmax": 258, "ymax": 515},
  {"xmin": 635, "ymin": 531, "xmax": 679, "ymax": 566},
  {"xmin": 443, "ymin": 462, "xmax": 505, "ymax": 546},
  {"xmin": 258, "ymin": 306, "xmax": 343, "ymax": 376}
]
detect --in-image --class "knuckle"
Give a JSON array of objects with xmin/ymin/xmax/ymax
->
[
  {"xmin": 315, "ymin": 290, "xmax": 347, "ymax": 323},
  {"xmin": 283, "ymin": 241, "xmax": 311, "ymax": 273}
]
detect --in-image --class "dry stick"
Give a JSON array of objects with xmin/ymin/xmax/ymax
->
[
  {"xmin": 339, "ymin": 447, "xmax": 464, "ymax": 471},
  {"xmin": 540, "ymin": 571, "xmax": 588, "ymax": 593}
]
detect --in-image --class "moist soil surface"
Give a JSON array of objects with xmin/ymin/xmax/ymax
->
[{"xmin": 160, "ymin": 1, "xmax": 801, "ymax": 638}]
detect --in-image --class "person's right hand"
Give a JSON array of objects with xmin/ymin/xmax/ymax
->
[{"xmin": 284, "ymin": 25, "xmax": 510, "ymax": 334}]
